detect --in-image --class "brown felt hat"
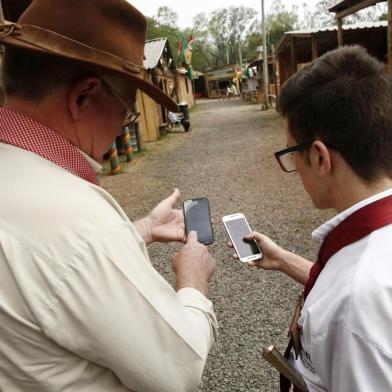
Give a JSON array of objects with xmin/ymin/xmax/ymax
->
[{"xmin": 0, "ymin": 0, "xmax": 178, "ymax": 111}]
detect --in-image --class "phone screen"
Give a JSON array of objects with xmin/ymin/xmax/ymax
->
[
  {"xmin": 184, "ymin": 198, "xmax": 214, "ymax": 245},
  {"xmin": 224, "ymin": 218, "xmax": 260, "ymax": 259}
]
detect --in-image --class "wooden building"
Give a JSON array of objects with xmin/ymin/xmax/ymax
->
[
  {"xmin": 205, "ymin": 64, "xmax": 242, "ymax": 98},
  {"xmin": 243, "ymin": 57, "xmax": 280, "ymax": 102},
  {"xmin": 137, "ymin": 38, "xmax": 177, "ymax": 142},
  {"xmin": 176, "ymin": 68, "xmax": 195, "ymax": 109},
  {"xmin": 328, "ymin": 0, "xmax": 391, "ymax": 69},
  {"xmin": 193, "ymin": 71, "xmax": 207, "ymax": 99},
  {"xmin": 276, "ymin": 21, "xmax": 388, "ymax": 86}
]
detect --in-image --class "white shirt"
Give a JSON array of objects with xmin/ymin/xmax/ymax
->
[
  {"xmin": 0, "ymin": 143, "xmax": 218, "ymax": 392},
  {"xmin": 293, "ymin": 188, "xmax": 392, "ymax": 391}
]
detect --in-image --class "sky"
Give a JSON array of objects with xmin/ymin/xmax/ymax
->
[{"xmin": 128, "ymin": 0, "xmax": 320, "ymax": 29}]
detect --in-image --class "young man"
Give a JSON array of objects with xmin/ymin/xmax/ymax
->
[
  {"xmin": 247, "ymin": 46, "xmax": 392, "ymax": 391},
  {"xmin": 0, "ymin": 1, "xmax": 217, "ymax": 391}
]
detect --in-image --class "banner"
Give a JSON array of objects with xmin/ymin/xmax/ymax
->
[{"xmin": 178, "ymin": 35, "xmax": 194, "ymax": 80}]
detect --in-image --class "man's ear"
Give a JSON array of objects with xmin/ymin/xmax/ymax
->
[
  {"xmin": 311, "ymin": 140, "xmax": 332, "ymax": 176},
  {"xmin": 68, "ymin": 78, "xmax": 103, "ymax": 121}
]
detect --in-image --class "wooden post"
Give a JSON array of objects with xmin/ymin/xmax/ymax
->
[
  {"xmin": 311, "ymin": 35, "xmax": 318, "ymax": 60},
  {"xmin": 290, "ymin": 36, "xmax": 297, "ymax": 74},
  {"xmin": 204, "ymin": 74, "xmax": 209, "ymax": 98},
  {"xmin": 271, "ymin": 44, "xmax": 278, "ymax": 101},
  {"xmin": 388, "ymin": 0, "xmax": 392, "ymax": 72},
  {"xmin": 122, "ymin": 127, "xmax": 133, "ymax": 162},
  {"xmin": 337, "ymin": 18, "xmax": 344, "ymax": 48},
  {"xmin": 109, "ymin": 141, "xmax": 121, "ymax": 175}
]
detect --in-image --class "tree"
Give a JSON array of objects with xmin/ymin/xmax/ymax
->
[
  {"xmin": 185, "ymin": 13, "xmax": 215, "ymax": 72},
  {"xmin": 265, "ymin": 2, "xmax": 298, "ymax": 51},
  {"xmin": 242, "ymin": 31, "xmax": 262, "ymax": 63},
  {"xmin": 300, "ymin": 0, "xmax": 388, "ymax": 29},
  {"xmin": 207, "ymin": 6, "xmax": 257, "ymax": 66},
  {"xmin": 146, "ymin": 15, "xmax": 181, "ymax": 63},
  {"xmin": 156, "ymin": 6, "xmax": 178, "ymax": 27}
]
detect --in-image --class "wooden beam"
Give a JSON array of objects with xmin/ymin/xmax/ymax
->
[
  {"xmin": 311, "ymin": 36, "xmax": 318, "ymax": 60},
  {"xmin": 337, "ymin": 18, "xmax": 344, "ymax": 47},
  {"xmin": 290, "ymin": 36, "xmax": 297, "ymax": 74},
  {"xmin": 389, "ymin": 0, "xmax": 392, "ymax": 72},
  {"xmin": 335, "ymin": 0, "xmax": 378, "ymax": 19}
]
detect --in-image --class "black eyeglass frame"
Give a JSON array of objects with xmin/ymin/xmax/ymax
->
[{"xmin": 274, "ymin": 141, "xmax": 338, "ymax": 172}]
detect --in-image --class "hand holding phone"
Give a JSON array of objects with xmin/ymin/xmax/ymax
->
[
  {"xmin": 183, "ymin": 198, "xmax": 214, "ymax": 245},
  {"xmin": 222, "ymin": 213, "xmax": 262, "ymax": 262}
]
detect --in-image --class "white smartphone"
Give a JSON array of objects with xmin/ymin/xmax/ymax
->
[{"xmin": 222, "ymin": 213, "xmax": 262, "ymax": 263}]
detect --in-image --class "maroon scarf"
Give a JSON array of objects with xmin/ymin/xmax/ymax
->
[{"xmin": 282, "ymin": 193, "xmax": 392, "ymax": 392}]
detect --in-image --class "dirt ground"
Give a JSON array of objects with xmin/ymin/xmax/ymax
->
[{"xmin": 101, "ymin": 98, "xmax": 333, "ymax": 391}]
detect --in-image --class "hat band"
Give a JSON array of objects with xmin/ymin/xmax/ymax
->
[{"xmin": 0, "ymin": 22, "xmax": 143, "ymax": 75}]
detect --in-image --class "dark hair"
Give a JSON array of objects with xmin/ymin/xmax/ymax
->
[
  {"xmin": 277, "ymin": 45, "xmax": 392, "ymax": 181},
  {"xmin": 1, "ymin": 46, "xmax": 95, "ymax": 101}
]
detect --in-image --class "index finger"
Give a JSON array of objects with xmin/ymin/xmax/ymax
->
[{"xmin": 187, "ymin": 230, "xmax": 198, "ymax": 243}]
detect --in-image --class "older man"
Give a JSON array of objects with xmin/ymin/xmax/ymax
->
[
  {"xmin": 0, "ymin": 1, "xmax": 217, "ymax": 391},
  {"xmin": 246, "ymin": 46, "xmax": 392, "ymax": 391}
]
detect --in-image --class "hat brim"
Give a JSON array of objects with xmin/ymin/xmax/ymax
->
[{"xmin": 0, "ymin": 23, "xmax": 179, "ymax": 112}]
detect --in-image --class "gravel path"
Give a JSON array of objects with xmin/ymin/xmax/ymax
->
[{"xmin": 101, "ymin": 98, "xmax": 333, "ymax": 391}]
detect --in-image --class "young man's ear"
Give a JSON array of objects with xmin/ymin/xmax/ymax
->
[
  {"xmin": 311, "ymin": 141, "xmax": 332, "ymax": 176},
  {"xmin": 68, "ymin": 78, "xmax": 102, "ymax": 121}
]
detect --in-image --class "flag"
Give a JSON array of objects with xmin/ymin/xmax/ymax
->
[
  {"xmin": 178, "ymin": 35, "xmax": 194, "ymax": 79},
  {"xmin": 184, "ymin": 35, "xmax": 194, "ymax": 66},
  {"xmin": 177, "ymin": 36, "xmax": 187, "ymax": 66}
]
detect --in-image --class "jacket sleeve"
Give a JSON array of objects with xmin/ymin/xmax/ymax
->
[{"xmin": 40, "ymin": 222, "xmax": 218, "ymax": 392}]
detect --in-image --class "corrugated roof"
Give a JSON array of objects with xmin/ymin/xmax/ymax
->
[
  {"xmin": 329, "ymin": 0, "xmax": 384, "ymax": 13},
  {"xmin": 143, "ymin": 38, "xmax": 168, "ymax": 69},
  {"xmin": 276, "ymin": 20, "xmax": 388, "ymax": 54},
  {"xmin": 285, "ymin": 20, "xmax": 387, "ymax": 36}
]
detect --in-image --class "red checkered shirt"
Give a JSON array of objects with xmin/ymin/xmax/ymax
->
[{"xmin": 0, "ymin": 108, "xmax": 98, "ymax": 185}]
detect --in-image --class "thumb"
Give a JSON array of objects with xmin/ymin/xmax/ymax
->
[
  {"xmin": 166, "ymin": 188, "xmax": 180, "ymax": 206},
  {"xmin": 244, "ymin": 231, "xmax": 256, "ymax": 241},
  {"xmin": 187, "ymin": 230, "xmax": 198, "ymax": 243}
]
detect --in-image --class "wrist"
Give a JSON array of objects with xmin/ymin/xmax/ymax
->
[
  {"xmin": 176, "ymin": 276, "xmax": 209, "ymax": 297},
  {"xmin": 274, "ymin": 249, "xmax": 293, "ymax": 273},
  {"xmin": 134, "ymin": 216, "xmax": 153, "ymax": 245}
]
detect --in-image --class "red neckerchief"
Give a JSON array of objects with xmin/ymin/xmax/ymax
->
[
  {"xmin": 304, "ymin": 194, "xmax": 392, "ymax": 298},
  {"xmin": 0, "ymin": 108, "xmax": 98, "ymax": 185},
  {"xmin": 281, "ymin": 194, "xmax": 392, "ymax": 392}
]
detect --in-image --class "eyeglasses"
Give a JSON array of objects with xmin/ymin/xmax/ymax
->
[
  {"xmin": 275, "ymin": 141, "xmax": 337, "ymax": 172},
  {"xmin": 101, "ymin": 79, "xmax": 140, "ymax": 128}
]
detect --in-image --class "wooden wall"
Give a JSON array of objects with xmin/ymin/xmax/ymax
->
[{"xmin": 176, "ymin": 74, "xmax": 195, "ymax": 109}]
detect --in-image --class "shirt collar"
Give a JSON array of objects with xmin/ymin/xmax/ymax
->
[
  {"xmin": 312, "ymin": 187, "xmax": 392, "ymax": 242},
  {"xmin": 79, "ymin": 149, "xmax": 102, "ymax": 176},
  {"xmin": 0, "ymin": 107, "xmax": 99, "ymax": 185}
]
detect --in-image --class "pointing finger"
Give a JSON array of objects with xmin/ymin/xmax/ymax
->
[{"xmin": 187, "ymin": 230, "xmax": 198, "ymax": 243}]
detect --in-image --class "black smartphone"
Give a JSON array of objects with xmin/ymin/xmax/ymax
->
[{"xmin": 183, "ymin": 198, "xmax": 214, "ymax": 245}]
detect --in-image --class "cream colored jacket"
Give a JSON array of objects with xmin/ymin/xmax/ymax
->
[{"xmin": 0, "ymin": 143, "xmax": 217, "ymax": 392}]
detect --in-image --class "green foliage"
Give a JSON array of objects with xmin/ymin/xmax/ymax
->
[
  {"xmin": 379, "ymin": 13, "xmax": 388, "ymax": 21},
  {"xmin": 144, "ymin": 1, "xmax": 388, "ymax": 73},
  {"xmin": 156, "ymin": 6, "xmax": 178, "ymax": 27},
  {"xmin": 266, "ymin": 2, "xmax": 297, "ymax": 51},
  {"xmin": 242, "ymin": 32, "xmax": 262, "ymax": 63},
  {"xmin": 208, "ymin": 6, "xmax": 257, "ymax": 66},
  {"xmin": 146, "ymin": 15, "xmax": 181, "ymax": 62}
]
